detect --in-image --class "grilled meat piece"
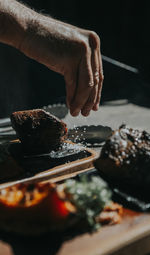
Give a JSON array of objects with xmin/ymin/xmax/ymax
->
[
  {"xmin": 97, "ymin": 202, "xmax": 123, "ymax": 225},
  {"xmin": 11, "ymin": 109, "xmax": 68, "ymax": 154},
  {"xmin": 94, "ymin": 124, "xmax": 150, "ymax": 187}
]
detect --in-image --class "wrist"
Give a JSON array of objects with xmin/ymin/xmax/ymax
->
[
  {"xmin": 20, "ymin": 14, "xmax": 82, "ymax": 75},
  {"xmin": 19, "ymin": 14, "xmax": 66, "ymax": 73}
]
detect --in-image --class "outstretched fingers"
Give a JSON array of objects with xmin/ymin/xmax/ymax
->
[
  {"xmin": 64, "ymin": 31, "xmax": 103, "ymax": 117},
  {"xmin": 92, "ymin": 44, "xmax": 104, "ymax": 111},
  {"xmin": 81, "ymin": 37, "xmax": 100, "ymax": 116},
  {"xmin": 69, "ymin": 50, "xmax": 94, "ymax": 116}
]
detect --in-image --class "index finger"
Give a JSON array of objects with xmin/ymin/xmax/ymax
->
[
  {"xmin": 92, "ymin": 46, "xmax": 104, "ymax": 111},
  {"xmin": 70, "ymin": 52, "xmax": 94, "ymax": 116}
]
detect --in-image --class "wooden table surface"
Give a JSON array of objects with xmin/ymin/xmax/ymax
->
[{"xmin": 1, "ymin": 210, "xmax": 150, "ymax": 255}]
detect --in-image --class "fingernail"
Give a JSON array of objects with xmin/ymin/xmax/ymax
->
[
  {"xmin": 82, "ymin": 111, "xmax": 90, "ymax": 117},
  {"xmin": 95, "ymin": 103, "xmax": 99, "ymax": 110},
  {"xmin": 71, "ymin": 109, "xmax": 80, "ymax": 116},
  {"xmin": 93, "ymin": 104, "xmax": 99, "ymax": 111}
]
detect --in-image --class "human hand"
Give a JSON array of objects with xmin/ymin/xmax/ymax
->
[{"xmin": 20, "ymin": 16, "xmax": 104, "ymax": 116}]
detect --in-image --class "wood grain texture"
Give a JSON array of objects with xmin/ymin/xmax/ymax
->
[
  {"xmin": 56, "ymin": 211, "xmax": 150, "ymax": 255},
  {"xmin": 0, "ymin": 210, "xmax": 150, "ymax": 255},
  {"xmin": 0, "ymin": 141, "xmax": 98, "ymax": 190}
]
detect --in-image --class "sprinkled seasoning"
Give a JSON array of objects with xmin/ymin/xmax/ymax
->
[{"xmin": 95, "ymin": 125, "xmax": 150, "ymax": 187}]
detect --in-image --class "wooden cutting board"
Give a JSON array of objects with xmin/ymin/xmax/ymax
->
[
  {"xmin": 0, "ymin": 140, "xmax": 98, "ymax": 189},
  {"xmin": 0, "ymin": 209, "xmax": 150, "ymax": 255}
]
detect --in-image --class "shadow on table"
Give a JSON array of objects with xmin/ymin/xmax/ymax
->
[
  {"xmin": 0, "ymin": 231, "xmax": 63, "ymax": 255},
  {"xmin": 0, "ymin": 227, "xmax": 88, "ymax": 255}
]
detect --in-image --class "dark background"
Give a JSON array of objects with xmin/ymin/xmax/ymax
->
[{"xmin": 0, "ymin": 0, "xmax": 150, "ymax": 117}]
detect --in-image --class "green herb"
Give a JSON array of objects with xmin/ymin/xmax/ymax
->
[{"xmin": 65, "ymin": 175, "xmax": 112, "ymax": 231}]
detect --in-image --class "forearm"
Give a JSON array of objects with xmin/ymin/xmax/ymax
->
[
  {"xmin": 0, "ymin": 0, "xmax": 103, "ymax": 117},
  {"xmin": 0, "ymin": 0, "xmax": 37, "ymax": 49},
  {"xmin": 0, "ymin": 0, "xmax": 80, "ymax": 72}
]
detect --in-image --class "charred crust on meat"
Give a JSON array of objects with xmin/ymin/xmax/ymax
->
[
  {"xmin": 95, "ymin": 125, "xmax": 150, "ymax": 187},
  {"xmin": 11, "ymin": 109, "xmax": 68, "ymax": 154}
]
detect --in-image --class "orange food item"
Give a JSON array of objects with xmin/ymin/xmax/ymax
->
[
  {"xmin": 0, "ymin": 183, "xmax": 72, "ymax": 235},
  {"xmin": 48, "ymin": 191, "xmax": 70, "ymax": 220},
  {"xmin": 0, "ymin": 182, "xmax": 122, "ymax": 235}
]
